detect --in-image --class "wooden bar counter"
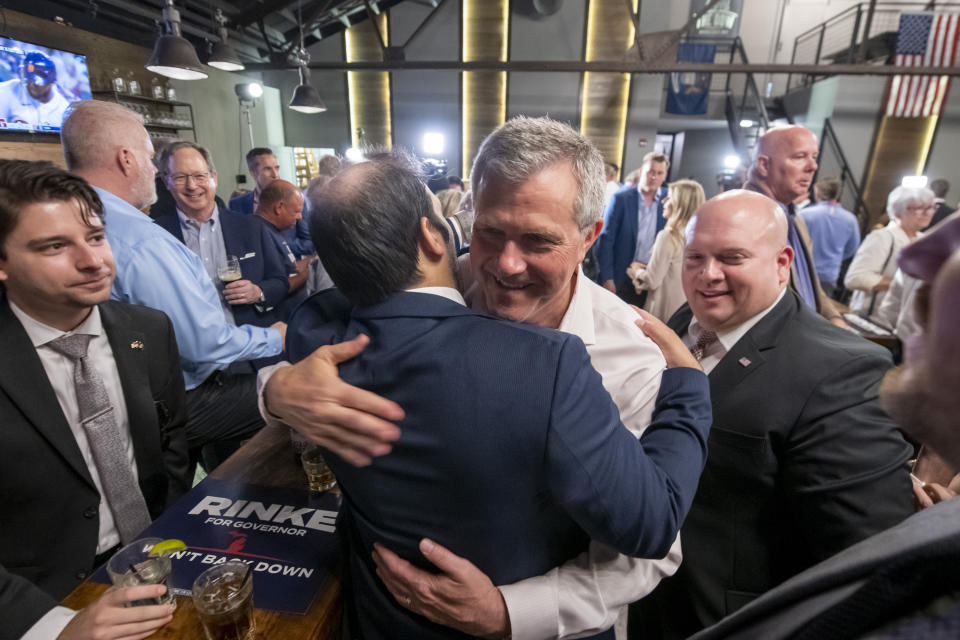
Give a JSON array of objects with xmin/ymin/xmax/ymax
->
[{"xmin": 62, "ymin": 424, "xmax": 343, "ymax": 639}]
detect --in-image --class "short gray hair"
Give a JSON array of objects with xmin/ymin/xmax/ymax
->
[
  {"xmin": 159, "ymin": 141, "xmax": 217, "ymax": 177},
  {"xmin": 470, "ymin": 116, "xmax": 605, "ymax": 232},
  {"xmin": 61, "ymin": 100, "xmax": 144, "ymax": 172},
  {"xmin": 887, "ymin": 185, "xmax": 934, "ymax": 219}
]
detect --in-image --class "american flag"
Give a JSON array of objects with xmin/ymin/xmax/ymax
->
[{"xmin": 885, "ymin": 13, "xmax": 960, "ymax": 117}]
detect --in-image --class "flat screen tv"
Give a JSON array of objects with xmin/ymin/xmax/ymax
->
[{"xmin": 0, "ymin": 36, "xmax": 92, "ymax": 133}]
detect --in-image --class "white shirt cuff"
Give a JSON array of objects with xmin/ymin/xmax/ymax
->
[
  {"xmin": 499, "ymin": 568, "xmax": 559, "ymax": 640},
  {"xmin": 20, "ymin": 606, "xmax": 77, "ymax": 640},
  {"xmin": 256, "ymin": 361, "xmax": 291, "ymax": 424}
]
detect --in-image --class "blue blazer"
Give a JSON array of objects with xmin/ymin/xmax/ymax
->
[
  {"xmin": 287, "ymin": 290, "xmax": 711, "ymax": 640},
  {"xmin": 596, "ymin": 185, "xmax": 667, "ymax": 290},
  {"xmin": 153, "ymin": 203, "xmax": 289, "ymax": 327},
  {"xmin": 229, "ymin": 191, "xmax": 315, "ymax": 259}
]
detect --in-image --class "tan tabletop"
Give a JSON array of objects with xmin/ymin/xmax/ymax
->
[{"xmin": 62, "ymin": 423, "xmax": 343, "ymax": 639}]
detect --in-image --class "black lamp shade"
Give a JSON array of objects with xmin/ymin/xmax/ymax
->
[
  {"xmin": 146, "ymin": 34, "xmax": 208, "ymax": 80},
  {"xmin": 289, "ymin": 83, "xmax": 326, "ymax": 114},
  {"xmin": 209, "ymin": 40, "xmax": 245, "ymax": 71}
]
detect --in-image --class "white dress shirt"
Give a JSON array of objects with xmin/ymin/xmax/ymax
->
[
  {"xmin": 681, "ymin": 289, "xmax": 786, "ymax": 375},
  {"xmin": 257, "ymin": 270, "xmax": 672, "ymax": 640},
  {"xmin": 9, "ymin": 302, "xmax": 138, "ymax": 640},
  {"xmin": 485, "ymin": 269, "xmax": 675, "ymax": 640}
]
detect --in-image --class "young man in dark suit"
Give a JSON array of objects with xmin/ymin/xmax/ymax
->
[
  {"xmin": 0, "ymin": 160, "xmax": 189, "ymax": 639},
  {"xmin": 629, "ymin": 189, "xmax": 914, "ymax": 639},
  {"xmin": 285, "ymin": 155, "xmax": 713, "ymax": 640}
]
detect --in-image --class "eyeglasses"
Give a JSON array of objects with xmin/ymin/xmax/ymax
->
[
  {"xmin": 905, "ymin": 204, "xmax": 936, "ymax": 212},
  {"xmin": 169, "ymin": 172, "xmax": 210, "ymax": 186}
]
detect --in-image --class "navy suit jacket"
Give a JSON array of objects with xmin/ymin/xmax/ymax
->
[
  {"xmin": 153, "ymin": 203, "xmax": 289, "ymax": 327},
  {"xmin": 287, "ymin": 290, "xmax": 711, "ymax": 640},
  {"xmin": 596, "ymin": 185, "xmax": 667, "ymax": 291}
]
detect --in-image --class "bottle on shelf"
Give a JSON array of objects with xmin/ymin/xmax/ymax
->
[{"xmin": 111, "ymin": 67, "xmax": 126, "ymax": 94}]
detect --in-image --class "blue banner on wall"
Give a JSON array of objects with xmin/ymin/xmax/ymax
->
[
  {"xmin": 93, "ymin": 476, "xmax": 341, "ymax": 615},
  {"xmin": 665, "ymin": 42, "xmax": 717, "ymax": 116}
]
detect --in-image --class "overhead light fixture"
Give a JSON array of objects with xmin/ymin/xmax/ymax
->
[
  {"xmin": 208, "ymin": 9, "xmax": 245, "ymax": 71},
  {"xmin": 723, "ymin": 154, "xmax": 741, "ymax": 170},
  {"xmin": 423, "ymin": 132, "xmax": 444, "ymax": 155},
  {"xmin": 288, "ymin": 3, "xmax": 326, "ymax": 114},
  {"xmin": 146, "ymin": 0, "xmax": 208, "ymax": 80},
  {"xmin": 739, "ymin": 119, "xmax": 755, "ymax": 128},
  {"xmin": 235, "ymin": 82, "xmax": 263, "ymax": 102},
  {"xmin": 901, "ymin": 175, "xmax": 928, "ymax": 188},
  {"xmin": 289, "ymin": 59, "xmax": 326, "ymax": 114},
  {"xmin": 345, "ymin": 147, "xmax": 364, "ymax": 162}
]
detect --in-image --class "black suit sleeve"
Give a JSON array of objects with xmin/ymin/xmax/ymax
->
[
  {"xmin": 0, "ymin": 564, "xmax": 58, "ymax": 640},
  {"xmin": 782, "ymin": 351, "xmax": 913, "ymax": 563},
  {"xmin": 157, "ymin": 313, "xmax": 190, "ymax": 505}
]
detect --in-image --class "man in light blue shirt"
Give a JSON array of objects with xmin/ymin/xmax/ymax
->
[
  {"xmin": 61, "ymin": 100, "xmax": 285, "ymax": 470},
  {"xmin": 799, "ymin": 177, "xmax": 861, "ymax": 299}
]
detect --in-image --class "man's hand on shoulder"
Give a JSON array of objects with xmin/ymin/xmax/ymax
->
[
  {"xmin": 372, "ymin": 539, "xmax": 511, "ymax": 639},
  {"xmin": 269, "ymin": 321, "xmax": 287, "ymax": 349},
  {"xmin": 58, "ymin": 585, "xmax": 174, "ymax": 640},
  {"xmin": 264, "ymin": 335, "xmax": 404, "ymax": 466},
  {"xmin": 631, "ymin": 306, "xmax": 701, "ymax": 371}
]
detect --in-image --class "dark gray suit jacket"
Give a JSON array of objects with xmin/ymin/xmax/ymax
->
[
  {"xmin": 631, "ymin": 290, "xmax": 914, "ymax": 638},
  {"xmin": 0, "ymin": 295, "xmax": 190, "ymax": 639},
  {"xmin": 692, "ymin": 497, "xmax": 960, "ymax": 639}
]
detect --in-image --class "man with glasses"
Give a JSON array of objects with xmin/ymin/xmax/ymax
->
[
  {"xmin": 153, "ymin": 141, "xmax": 289, "ymax": 330},
  {"xmin": 61, "ymin": 101, "xmax": 286, "ymax": 472}
]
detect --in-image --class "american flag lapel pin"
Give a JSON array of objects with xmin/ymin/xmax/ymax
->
[
  {"xmin": 738, "ymin": 357, "xmax": 751, "ymax": 367},
  {"xmin": 130, "ymin": 340, "xmax": 144, "ymax": 350}
]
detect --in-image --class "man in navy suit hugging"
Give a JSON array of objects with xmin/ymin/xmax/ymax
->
[{"xmin": 286, "ymin": 154, "xmax": 712, "ymax": 639}]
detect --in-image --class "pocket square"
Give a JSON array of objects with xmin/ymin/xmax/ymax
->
[{"xmin": 240, "ymin": 252, "xmax": 256, "ymax": 260}]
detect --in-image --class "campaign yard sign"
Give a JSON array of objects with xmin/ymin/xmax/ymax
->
[{"xmin": 93, "ymin": 476, "xmax": 341, "ymax": 614}]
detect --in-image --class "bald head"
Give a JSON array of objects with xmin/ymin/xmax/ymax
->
[
  {"xmin": 256, "ymin": 179, "xmax": 303, "ymax": 231},
  {"xmin": 682, "ymin": 189, "xmax": 794, "ymax": 333},
  {"xmin": 751, "ymin": 125, "xmax": 819, "ymax": 205},
  {"xmin": 60, "ymin": 101, "xmax": 158, "ymax": 210}
]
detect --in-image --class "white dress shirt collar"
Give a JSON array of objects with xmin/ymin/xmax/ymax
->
[
  {"xmin": 686, "ymin": 288, "xmax": 786, "ymax": 373},
  {"xmin": 9, "ymin": 301, "xmax": 103, "ymax": 346},
  {"xmin": 558, "ymin": 267, "xmax": 596, "ymax": 345},
  {"xmin": 407, "ymin": 286, "xmax": 467, "ymax": 307}
]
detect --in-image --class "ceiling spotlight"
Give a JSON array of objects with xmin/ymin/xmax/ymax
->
[
  {"xmin": 739, "ymin": 119, "xmax": 755, "ymax": 128},
  {"xmin": 723, "ymin": 154, "xmax": 741, "ymax": 170},
  {"xmin": 289, "ymin": 49, "xmax": 326, "ymax": 114},
  {"xmin": 235, "ymin": 82, "xmax": 263, "ymax": 101},
  {"xmin": 145, "ymin": 0, "xmax": 208, "ymax": 80},
  {"xmin": 208, "ymin": 9, "xmax": 245, "ymax": 71},
  {"xmin": 345, "ymin": 147, "xmax": 364, "ymax": 162}
]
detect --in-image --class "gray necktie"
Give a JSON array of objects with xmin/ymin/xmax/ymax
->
[{"xmin": 47, "ymin": 333, "xmax": 152, "ymax": 544}]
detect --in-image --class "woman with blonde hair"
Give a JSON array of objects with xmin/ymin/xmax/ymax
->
[{"xmin": 627, "ymin": 179, "xmax": 705, "ymax": 321}]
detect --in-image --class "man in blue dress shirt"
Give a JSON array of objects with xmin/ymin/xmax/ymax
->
[
  {"xmin": 595, "ymin": 152, "xmax": 669, "ymax": 307},
  {"xmin": 61, "ymin": 100, "xmax": 286, "ymax": 470},
  {"xmin": 798, "ymin": 176, "xmax": 861, "ymax": 299}
]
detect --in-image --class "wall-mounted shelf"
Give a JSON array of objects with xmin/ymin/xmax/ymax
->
[{"xmin": 93, "ymin": 91, "xmax": 197, "ymax": 143}]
